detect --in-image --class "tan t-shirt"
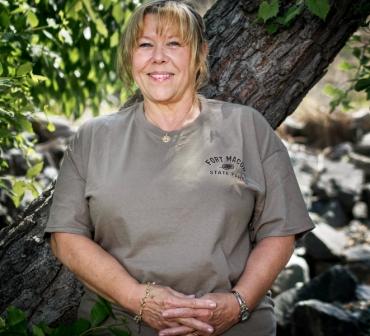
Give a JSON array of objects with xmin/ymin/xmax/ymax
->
[{"xmin": 45, "ymin": 95, "xmax": 314, "ymax": 334}]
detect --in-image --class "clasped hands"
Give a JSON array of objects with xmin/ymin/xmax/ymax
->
[{"xmin": 135, "ymin": 285, "xmax": 240, "ymax": 336}]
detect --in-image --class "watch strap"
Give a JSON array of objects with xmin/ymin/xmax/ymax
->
[{"xmin": 231, "ymin": 290, "xmax": 250, "ymax": 322}]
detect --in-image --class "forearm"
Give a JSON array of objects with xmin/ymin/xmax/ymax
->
[
  {"xmin": 233, "ymin": 235, "xmax": 295, "ymax": 311},
  {"xmin": 50, "ymin": 232, "xmax": 141, "ymax": 314}
]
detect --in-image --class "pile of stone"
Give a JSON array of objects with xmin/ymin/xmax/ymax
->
[
  {"xmin": 0, "ymin": 115, "xmax": 75, "ymax": 229},
  {"xmin": 276, "ymin": 109, "xmax": 370, "ymax": 335}
]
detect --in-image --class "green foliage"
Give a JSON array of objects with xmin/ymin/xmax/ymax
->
[
  {"xmin": 323, "ymin": 24, "xmax": 370, "ymax": 112},
  {"xmin": 256, "ymin": 0, "xmax": 330, "ymax": 34},
  {"xmin": 0, "ymin": 0, "xmax": 140, "ymax": 207},
  {"xmin": 256, "ymin": 0, "xmax": 370, "ymax": 112},
  {"xmin": 0, "ymin": 298, "xmax": 131, "ymax": 336}
]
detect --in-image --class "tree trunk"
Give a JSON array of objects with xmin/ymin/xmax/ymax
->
[
  {"xmin": 0, "ymin": 0, "xmax": 369, "ymax": 326},
  {"xmin": 202, "ymin": 0, "xmax": 369, "ymax": 128}
]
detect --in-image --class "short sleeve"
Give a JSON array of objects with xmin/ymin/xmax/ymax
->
[
  {"xmin": 44, "ymin": 124, "xmax": 93, "ymax": 238},
  {"xmin": 248, "ymin": 125, "xmax": 315, "ymax": 244}
]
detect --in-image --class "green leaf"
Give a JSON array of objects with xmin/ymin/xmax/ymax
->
[
  {"xmin": 19, "ymin": 118, "xmax": 33, "ymax": 133},
  {"xmin": 266, "ymin": 22, "xmax": 278, "ymax": 34},
  {"xmin": 258, "ymin": 0, "xmax": 279, "ymax": 23},
  {"xmin": 323, "ymin": 83, "xmax": 343, "ymax": 98},
  {"xmin": 0, "ymin": 10, "xmax": 10, "ymax": 29},
  {"xmin": 32, "ymin": 325, "xmax": 45, "ymax": 336},
  {"xmin": 47, "ymin": 121, "xmax": 56, "ymax": 132},
  {"xmin": 17, "ymin": 62, "xmax": 33, "ymax": 76},
  {"xmin": 108, "ymin": 327, "xmax": 131, "ymax": 336},
  {"xmin": 31, "ymin": 74, "xmax": 48, "ymax": 84},
  {"xmin": 96, "ymin": 18, "xmax": 108, "ymax": 37},
  {"xmin": 338, "ymin": 60, "xmax": 355, "ymax": 71},
  {"xmin": 58, "ymin": 27, "xmax": 73, "ymax": 45},
  {"xmin": 353, "ymin": 47, "xmax": 361, "ymax": 58},
  {"xmin": 69, "ymin": 48, "xmax": 79, "ymax": 63},
  {"xmin": 110, "ymin": 31, "xmax": 119, "ymax": 47},
  {"xmin": 27, "ymin": 11, "xmax": 39, "ymax": 28},
  {"xmin": 26, "ymin": 161, "xmax": 43, "ymax": 179},
  {"xmin": 90, "ymin": 298, "xmax": 111, "ymax": 327},
  {"xmin": 82, "ymin": 0, "xmax": 97, "ymax": 22},
  {"xmin": 0, "ymin": 62, "xmax": 3, "ymax": 76},
  {"xmin": 305, "ymin": 0, "xmax": 330, "ymax": 20},
  {"xmin": 71, "ymin": 319, "xmax": 91, "ymax": 334},
  {"xmin": 112, "ymin": 3, "xmax": 124, "ymax": 23},
  {"xmin": 0, "ymin": 316, "xmax": 5, "ymax": 328},
  {"xmin": 35, "ymin": 322, "xmax": 53, "ymax": 335},
  {"xmin": 276, "ymin": 5, "xmax": 302, "ymax": 26},
  {"xmin": 6, "ymin": 306, "xmax": 27, "ymax": 326},
  {"xmin": 354, "ymin": 78, "xmax": 370, "ymax": 91}
]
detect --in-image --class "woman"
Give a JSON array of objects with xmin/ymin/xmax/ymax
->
[{"xmin": 45, "ymin": 1, "xmax": 314, "ymax": 335}]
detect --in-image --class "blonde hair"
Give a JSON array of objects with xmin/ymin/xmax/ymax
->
[{"xmin": 117, "ymin": 0, "xmax": 209, "ymax": 95}]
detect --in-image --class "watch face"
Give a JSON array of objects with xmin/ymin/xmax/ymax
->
[{"xmin": 241, "ymin": 310, "xmax": 250, "ymax": 322}]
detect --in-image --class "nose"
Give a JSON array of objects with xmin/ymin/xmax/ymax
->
[{"xmin": 152, "ymin": 44, "xmax": 167, "ymax": 63}]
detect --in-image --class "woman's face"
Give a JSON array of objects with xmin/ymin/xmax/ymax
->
[{"xmin": 132, "ymin": 14, "xmax": 195, "ymax": 105}]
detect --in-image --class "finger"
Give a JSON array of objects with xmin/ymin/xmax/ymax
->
[
  {"xmin": 167, "ymin": 289, "xmax": 196, "ymax": 299},
  {"xmin": 169, "ymin": 289, "xmax": 191, "ymax": 298},
  {"xmin": 159, "ymin": 325, "xmax": 194, "ymax": 336},
  {"xmin": 163, "ymin": 308, "xmax": 212, "ymax": 319},
  {"xmin": 176, "ymin": 317, "xmax": 214, "ymax": 334},
  {"xmin": 164, "ymin": 297, "xmax": 216, "ymax": 310}
]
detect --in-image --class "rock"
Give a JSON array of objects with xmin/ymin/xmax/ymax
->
[
  {"xmin": 282, "ymin": 116, "xmax": 306, "ymax": 138},
  {"xmin": 296, "ymin": 265, "xmax": 358, "ymax": 303},
  {"xmin": 351, "ymin": 109, "xmax": 370, "ymax": 139},
  {"xmin": 342, "ymin": 244, "xmax": 370, "ymax": 263},
  {"xmin": 312, "ymin": 158, "xmax": 364, "ymax": 214},
  {"xmin": 291, "ymin": 299, "xmax": 361, "ymax": 336},
  {"xmin": 354, "ymin": 132, "xmax": 370, "ymax": 156},
  {"xmin": 31, "ymin": 114, "xmax": 75, "ymax": 143},
  {"xmin": 349, "ymin": 151, "xmax": 370, "ymax": 177},
  {"xmin": 361, "ymin": 183, "xmax": 370, "ymax": 213},
  {"xmin": 344, "ymin": 221, "xmax": 370, "ymax": 247},
  {"xmin": 356, "ymin": 284, "xmax": 370, "ymax": 301},
  {"xmin": 5, "ymin": 149, "xmax": 29, "ymax": 176},
  {"xmin": 324, "ymin": 142, "xmax": 353, "ymax": 161},
  {"xmin": 272, "ymin": 253, "xmax": 310, "ymax": 296},
  {"xmin": 43, "ymin": 167, "xmax": 59, "ymax": 183},
  {"xmin": 285, "ymin": 143, "xmax": 315, "ymax": 204},
  {"xmin": 352, "ymin": 201, "xmax": 368, "ymax": 220},
  {"xmin": 310, "ymin": 199, "xmax": 349, "ymax": 228},
  {"xmin": 304, "ymin": 221, "xmax": 348, "ymax": 260},
  {"xmin": 274, "ymin": 265, "xmax": 358, "ymax": 329}
]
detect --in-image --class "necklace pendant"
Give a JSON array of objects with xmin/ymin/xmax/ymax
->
[{"xmin": 162, "ymin": 134, "xmax": 171, "ymax": 143}]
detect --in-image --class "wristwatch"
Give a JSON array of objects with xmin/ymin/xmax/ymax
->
[{"xmin": 231, "ymin": 290, "xmax": 250, "ymax": 322}]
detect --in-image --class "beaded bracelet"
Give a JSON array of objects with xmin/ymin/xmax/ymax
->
[{"xmin": 134, "ymin": 282, "xmax": 155, "ymax": 333}]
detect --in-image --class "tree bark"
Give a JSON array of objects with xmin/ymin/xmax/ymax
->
[
  {"xmin": 202, "ymin": 0, "xmax": 369, "ymax": 128},
  {"xmin": 0, "ymin": 0, "xmax": 369, "ymax": 326}
]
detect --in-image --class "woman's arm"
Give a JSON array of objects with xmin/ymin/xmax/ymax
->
[
  {"xmin": 159, "ymin": 235, "xmax": 295, "ymax": 336},
  {"xmin": 50, "ymin": 232, "xmax": 216, "ymax": 333},
  {"xmin": 232, "ymin": 235, "xmax": 295, "ymax": 310}
]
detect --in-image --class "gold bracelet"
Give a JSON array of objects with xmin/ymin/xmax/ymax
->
[{"xmin": 134, "ymin": 282, "xmax": 155, "ymax": 333}]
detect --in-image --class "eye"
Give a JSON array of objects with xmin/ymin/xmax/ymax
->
[
  {"xmin": 138, "ymin": 42, "xmax": 152, "ymax": 48},
  {"xmin": 167, "ymin": 41, "xmax": 181, "ymax": 47}
]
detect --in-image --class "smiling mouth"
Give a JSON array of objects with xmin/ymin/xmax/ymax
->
[{"xmin": 147, "ymin": 72, "xmax": 174, "ymax": 81}]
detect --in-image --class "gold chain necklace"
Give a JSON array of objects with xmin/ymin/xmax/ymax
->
[{"xmin": 145, "ymin": 99, "xmax": 198, "ymax": 143}]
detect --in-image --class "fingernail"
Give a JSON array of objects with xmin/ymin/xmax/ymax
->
[
  {"xmin": 208, "ymin": 301, "xmax": 216, "ymax": 308},
  {"xmin": 207, "ymin": 327, "xmax": 214, "ymax": 333}
]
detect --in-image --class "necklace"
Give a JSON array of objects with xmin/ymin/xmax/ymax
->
[{"xmin": 144, "ymin": 99, "xmax": 199, "ymax": 143}]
